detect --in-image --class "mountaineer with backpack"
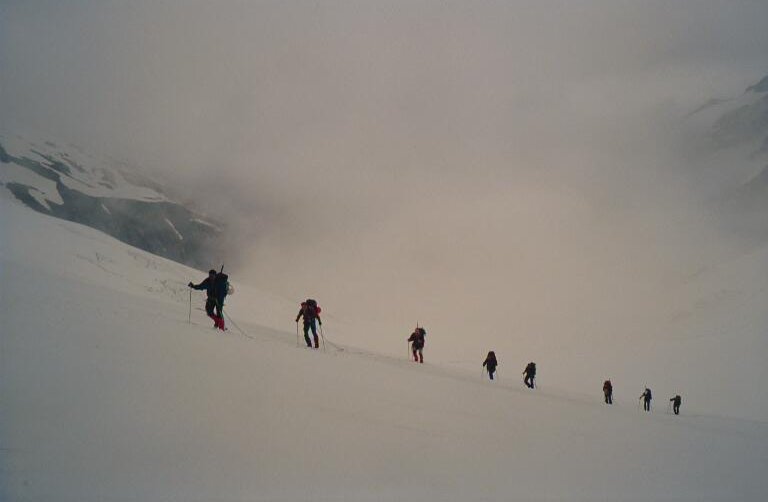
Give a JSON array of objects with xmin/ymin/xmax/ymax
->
[
  {"xmin": 188, "ymin": 269, "xmax": 230, "ymax": 331},
  {"xmin": 408, "ymin": 327, "xmax": 426, "ymax": 363},
  {"xmin": 523, "ymin": 362, "xmax": 536, "ymax": 388},
  {"xmin": 670, "ymin": 394, "xmax": 682, "ymax": 415},
  {"xmin": 296, "ymin": 299, "xmax": 322, "ymax": 349},
  {"xmin": 483, "ymin": 351, "xmax": 498, "ymax": 380},
  {"xmin": 603, "ymin": 380, "xmax": 613, "ymax": 404},
  {"xmin": 639, "ymin": 388, "xmax": 652, "ymax": 412}
]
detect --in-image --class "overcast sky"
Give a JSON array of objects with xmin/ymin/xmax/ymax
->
[{"xmin": 2, "ymin": 1, "xmax": 768, "ymax": 366}]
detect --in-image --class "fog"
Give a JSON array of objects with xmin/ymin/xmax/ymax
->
[{"xmin": 3, "ymin": 1, "xmax": 768, "ymax": 375}]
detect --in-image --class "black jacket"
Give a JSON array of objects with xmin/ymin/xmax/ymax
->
[
  {"xmin": 483, "ymin": 354, "xmax": 498, "ymax": 370},
  {"xmin": 192, "ymin": 274, "xmax": 228, "ymax": 302},
  {"xmin": 191, "ymin": 277, "xmax": 216, "ymax": 298}
]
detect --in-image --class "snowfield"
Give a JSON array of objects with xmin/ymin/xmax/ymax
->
[{"xmin": 2, "ymin": 196, "xmax": 768, "ymax": 501}]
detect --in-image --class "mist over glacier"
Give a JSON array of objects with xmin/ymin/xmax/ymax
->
[{"xmin": 2, "ymin": 0, "xmax": 768, "ymax": 418}]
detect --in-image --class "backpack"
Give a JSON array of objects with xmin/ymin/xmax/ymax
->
[
  {"xmin": 215, "ymin": 273, "xmax": 230, "ymax": 298},
  {"xmin": 416, "ymin": 327, "xmax": 426, "ymax": 337},
  {"xmin": 304, "ymin": 299, "xmax": 321, "ymax": 317}
]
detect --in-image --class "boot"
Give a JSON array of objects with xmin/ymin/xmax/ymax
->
[{"xmin": 314, "ymin": 335, "xmax": 319, "ymax": 349}]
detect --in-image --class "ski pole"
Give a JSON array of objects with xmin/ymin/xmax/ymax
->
[
  {"xmin": 320, "ymin": 324, "xmax": 326, "ymax": 352},
  {"xmin": 188, "ymin": 289, "xmax": 192, "ymax": 324},
  {"xmin": 296, "ymin": 322, "xmax": 299, "ymax": 348},
  {"xmin": 222, "ymin": 310, "xmax": 254, "ymax": 340}
]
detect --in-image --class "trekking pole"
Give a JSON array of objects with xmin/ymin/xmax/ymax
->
[
  {"xmin": 188, "ymin": 289, "xmax": 192, "ymax": 324},
  {"xmin": 319, "ymin": 324, "xmax": 326, "ymax": 352},
  {"xmin": 295, "ymin": 322, "xmax": 299, "ymax": 348}
]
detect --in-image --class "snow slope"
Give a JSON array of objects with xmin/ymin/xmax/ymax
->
[{"xmin": 2, "ymin": 196, "xmax": 768, "ymax": 501}]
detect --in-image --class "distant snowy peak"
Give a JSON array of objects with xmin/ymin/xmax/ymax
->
[
  {"xmin": 745, "ymin": 74, "xmax": 768, "ymax": 94},
  {"xmin": 0, "ymin": 131, "xmax": 226, "ymax": 270},
  {"xmin": 686, "ymin": 73, "xmax": 768, "ymax": 155},
  {"xmin": 0, "ymin": 133, "xmax": 167, "ymax": 205}
]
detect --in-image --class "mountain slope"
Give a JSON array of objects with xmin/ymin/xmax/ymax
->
[
  {"xmin": 0, "ymin": 131, "xmax": 225, "ymax": 270},
  {"xmin": 2, "ymin": 189, "xmax": 767, "ymax": 501}
]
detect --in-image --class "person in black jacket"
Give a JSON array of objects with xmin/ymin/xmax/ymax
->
[
  {"xmin": 639, "ymin": 388, "xmax": 652, "ymax": 412},
  {"xmin": 523, "ymin": 362, "xmax": 536, "ymax": 388},
  {"xmin": 296, "ymin": 299, "xmax": 322, "ymax": 348},
  {"xmin": 603, "ymin": 380, "xmax": 613, "ymax": 404},
  {"xmin": 189, "ymin": 269, "xmax": 226, "ymax": 330},
  {"xmin": 483, "ymin": 351, "xmax": 498, "ymax": 380},
  {"xmin": 408, "ymin": 327, "xmax": 426, "ymax": 363},
  {"xmin": 670, "ymin": 394, "xmax": 682, "ymax": 415}
]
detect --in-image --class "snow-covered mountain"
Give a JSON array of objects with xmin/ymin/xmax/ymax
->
[
  {"xmin": 687, "ymin": 73, "xmax": 768, "ymax": 191},
  {"xmin": 683, "ymin": 73, "xmax": 768, "ymax": 244},
  {"xmin": 688, "ymin": 73, "xmax": 768, "ymax": 160},
  {"xmin": 2, "ymin": 184, "xmax": 768, "ymax": 502},
  {"xmin": 0, "ymin": 131, "xmax": 225, "ymax": 270}
]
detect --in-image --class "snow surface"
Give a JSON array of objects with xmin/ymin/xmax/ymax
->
[{"xmin": 2, "ymin": 194, "xmax": 768, "ymax": 501}]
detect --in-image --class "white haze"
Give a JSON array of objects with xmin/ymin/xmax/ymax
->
[{"xmin": 2, "ymin": 1, "xmax": 768, "ymax": 417}]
